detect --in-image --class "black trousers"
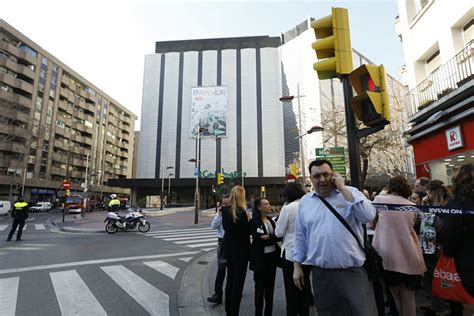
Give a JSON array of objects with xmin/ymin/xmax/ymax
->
[
  {"xmin": 253, "ymin": 255, "xmax": 277, "ymax": 316},
  {"xmin": 281, "ymin": 256, "xmax": 312, "ymax": 316},
  {"xmin": 214, "ymin": 239, "xmax": 227, "ymax": 297},
  {"xmin": 225, "ymin": 259, "xmax": 248, "ymax": 316},
  {"xmin": 7, "ymin": 219, "xmax": 25, "ymax": 240}
]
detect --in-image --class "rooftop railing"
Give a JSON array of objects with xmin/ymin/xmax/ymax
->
[{"xmin": 406, "ymin": 40, "xmax": 473, "ymax": 118}]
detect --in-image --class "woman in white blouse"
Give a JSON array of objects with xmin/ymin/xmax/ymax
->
[{"xmin": 275, "ymin": 183, "xmax": 312, "ymax": 316}]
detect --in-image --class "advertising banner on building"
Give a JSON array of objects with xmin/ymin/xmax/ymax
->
[{"xmin": 190, "ymin": 86, "xmax": 227, "ymax": 137}]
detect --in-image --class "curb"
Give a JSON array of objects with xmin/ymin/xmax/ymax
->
[
  {"xmin": 178, "ymin": 250, "xmax": 221, "ymax": 316},
  {"xmin": 142, "ymin": 210, "xmax": 176, "ymax": 217}
]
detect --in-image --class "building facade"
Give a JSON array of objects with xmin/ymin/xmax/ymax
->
[
  {"xmin": 0, "ymin": 20, "xmax": 137, "ymax": 202},
  {"xmin": 111, "ymin": 19, "xmax": 412, "ymax": 206},
  {"xmin": 395, "ymin": 0, "xmax": 473, "ymax": 183}
]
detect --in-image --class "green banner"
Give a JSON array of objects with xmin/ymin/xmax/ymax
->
[{"xmin": 315, "ymin": 147, "xmax": 347, "ymax": 176}]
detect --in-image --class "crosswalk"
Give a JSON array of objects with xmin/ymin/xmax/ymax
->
[
  {"xmin": 0, "ymin": 223, "xmax": 47, "ymax": 231},
  {"xmin": 143, "ymin": 227, "xmax": 218, "ymax": 251},
  {"xmin": 0, "ymin": 254, "xmax": 194, "ymax": 315}
]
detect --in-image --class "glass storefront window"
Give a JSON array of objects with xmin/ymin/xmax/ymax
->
[{"xmin": 428, "ymin": 150, "xmax": 474, "ymax": 184}]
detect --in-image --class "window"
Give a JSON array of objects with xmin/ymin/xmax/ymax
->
[
  {"xmin": 463, "ymin": 19, "xmax": 474, "ymax": 44},
  {"xmin": 41, "ymin": 56, "xmax": 48, "ymax": 66},
  {"xmin": 426, "ymin": 50, "xmax": 441, "ymax": 74}
]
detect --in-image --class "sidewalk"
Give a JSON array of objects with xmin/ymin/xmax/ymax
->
[{"xmin": 178, "ymin": 250, "xmax": 290, "ymax": 316}]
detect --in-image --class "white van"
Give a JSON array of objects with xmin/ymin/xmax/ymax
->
[
  {"xmin": 30, "ymin": 202, "xmax": 52, "ymax": 212},
  {"xmin": 0, "ymin": 201, "xmax": 12, "ymax": 215}
]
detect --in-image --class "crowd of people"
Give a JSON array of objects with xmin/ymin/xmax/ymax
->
[{"xmin": 207, "ymin": 160, "xmax": 473, "ymax": 316}]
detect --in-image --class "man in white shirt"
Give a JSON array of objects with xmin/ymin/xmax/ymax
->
[
  {"xmin": 207, "ymin": 194, "xmax": 230, "ymax": 304},
  {"xmin": 293, "ymin": 159, "xmax": 377, "ymax": 315}
]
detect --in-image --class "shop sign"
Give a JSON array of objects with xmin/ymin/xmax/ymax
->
[
  {"xmin": 200, "ymin": 169, "xmax": 246, "ymax": 179},
  {"xmin": 445, "ymin": 125, "xmax": 464, "ymax": 151}
]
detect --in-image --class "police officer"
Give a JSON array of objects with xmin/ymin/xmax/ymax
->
[
  {"xmin": 7, "ymin": 196, "xmax": 29, "ymax": 241},
  {"xmin": 108, "ymin": 194, "xmax": 120, "ymax": 212},
  {"xmin": 108, "ymin": 194, "xmax": 124, "ymax": 227}
]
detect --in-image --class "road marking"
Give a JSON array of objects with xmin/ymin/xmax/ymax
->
[
  {"xmin": 174, "ymin": 238, "xmax": 216, "ymax": 244},
  {"xmin": 162, "ymin": 233, "xmax": 216, "ymax": 241},
  {"xmin": 0, "ymin": 225, "xmax": 8, "ymax": 231},
  {"xmin": 179, "ymin": 257, "xmax": 193, "ymax": 262},
  {"xmin": 143, "ymin": 260, "xmax": 179, "ymax": 279},
  {"xmin": 35, "ymin": 224, "xmax": 46, "ymax": 230},
  {"xmin": 0, "ymin": 251, "xmax": 199, "ymax": 275},
  {"xmin": 147, "ymin": 227, "xmax": 214, "ymax": 236},
  {"xmin": 151, "ymin": 231, "xmax": 215, "ymax": 238},
  {"xmin": 21, "ymin": 243, "xmax": 54, "ymax": 247},
  {"xmin": 150, "ymin": 227, "xmax": 212, "ymax": 234},
  {"xmin": 50, "ymin": 270, "xmax": 107, "ymax": 316},
  {"xmin": 4, "ymin": 247, "xmax": 44, "ymax": 250},
  {"xmin": 0, "ymin": 276, "xmax": 19, "ymax": 316},
  {"xmin": 187, "ymin": 242, "xmax": 217, "ymax": 248},
  {"xmin": 202, "ymin": 248, "xmax": 216, "ymax": 252},
  {"xmin": 101, "ymin": 265, "xmax": 169, "ymax": 316}
]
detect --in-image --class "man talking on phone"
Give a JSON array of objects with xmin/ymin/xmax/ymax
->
[{"xmin": 292, "ymin": 159, "xmax": 377, "ymax": 316}]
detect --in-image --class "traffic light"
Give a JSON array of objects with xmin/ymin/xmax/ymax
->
[
  {"xmin": 217, "ymin": 173, "xmax": 224, "ymax": 185},
  {"xmin": 311, "ymin": 7, "xmax": 353, "ymax": 80},
  {"xmin": 349, "ymin": 64, "xmax": 390, "ymax": 127},
  {"xmin": 65, "ymin": 189, "xmax": 71, "ymax": 197}
]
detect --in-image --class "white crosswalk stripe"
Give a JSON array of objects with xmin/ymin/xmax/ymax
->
[
  {"xmin": 50, "ymin": 270, "xmax": 107, "ymax": 316},
  {"xmin": 35, "ymin": 224, "xmax": 46, "ymax": 230},
  {"xmin": 144, "ymin": 260, "xmax": 179, "ymax": 279},
  {"xmin": 101, "ymin": 265, "xmax": 169, "ymax": 316},
  {"xmin": 145, "ymin": 227, "xmax": 218, "ymax": 251},
  {"xmin": 0, "ymin": 223, "xmax": 50, "ymax": 232},
  {"xmin": 0, "ymin": 225, "xmax": 8, "ymax": 232},
  {"xmin": 0, "ymin": 258, "xmax": 185, "ymax": 315},
  {"xmin": 0, "ymin": 277, "xmax": 19, "ymax": 315}
]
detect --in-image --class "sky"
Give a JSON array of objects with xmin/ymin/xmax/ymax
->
[{"xmin": 3, "ymin": 0, "xmax": 405, "ymax": 130}]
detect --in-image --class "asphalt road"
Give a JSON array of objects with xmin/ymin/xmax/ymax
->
[{"xmin": 0, "ymin": 210, "xmax": 215, "ymax": 316}]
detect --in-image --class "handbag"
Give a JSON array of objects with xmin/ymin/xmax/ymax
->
[
  {"xmin": 318, "ymin": 196, "xmax": 384, "ymax": 280},
  {"xmin": 432, "ymin": 253, "xmax": 474, "ymax": 304}
]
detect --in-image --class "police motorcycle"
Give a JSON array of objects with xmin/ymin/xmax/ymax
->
[{"xmin": 104, "ymin": 207, "xmax": 150, "ymax": 234}]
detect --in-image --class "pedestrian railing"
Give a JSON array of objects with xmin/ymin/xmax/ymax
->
[{"xmin": 406, "ymin": 40, "xmax": 473, "ymax": 118}]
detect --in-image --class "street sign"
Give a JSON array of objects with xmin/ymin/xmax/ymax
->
[
  {"xmin": 193, "ymin": 167, "xmax": 199, "ymax": 179},
  {"xmin": 62, "ymin": 181, "xmax": 71, "ymax": 189},
  {"xmin": 315, "ymin": 147, "xmax": 347, "ymax": 176},
  {"xmin": 286, "ymin": 174, "xmax": 296, "ymax": 183}
]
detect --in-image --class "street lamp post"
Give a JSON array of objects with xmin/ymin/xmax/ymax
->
[
  {"xmin": 280, "ymin": 83, "xmax": 309, "ymax": 182},
  {"xmin": 189, "ymin": 125, "xmax": 208, "ymax": 224},
  {"xmin": 161, "ymin": 165, "xmax": 173, "ymax": 210},
  {"xmin": 168, "ymin": 173, "xmax": 174, "ymax": 207}
]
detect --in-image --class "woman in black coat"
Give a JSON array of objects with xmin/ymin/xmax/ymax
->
[
  {"xmin": 442, "ymin": 162, "xmax": 474, "ymax": 315},
  {"xmin": 222, "ymin": 185, "xmax": 251, "ymax": 316},
  {"xmin": 249, "ymin": 197, "xmax": 280, "ymax": 316}
]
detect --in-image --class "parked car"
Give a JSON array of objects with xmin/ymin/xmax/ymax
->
[
  {"xmin": 30, "ymin": 202, "xmax": 52, "ymax": 212},
  {"xmin": 0, "ymin": 201, "xmax": 11, "ymax": 215}
]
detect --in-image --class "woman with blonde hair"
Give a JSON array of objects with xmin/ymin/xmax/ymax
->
[{"xmin": 222, "ymin": 185, "xmax": 251, "ymax": 315}]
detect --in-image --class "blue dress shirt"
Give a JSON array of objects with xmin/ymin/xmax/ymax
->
[
  {"xmin": 211, "ymin": 210, "xmax": 225, "ymax": 239},
  {"xmin": 292, "ymin": 186, "xmax": 376, "ymax": 269}
]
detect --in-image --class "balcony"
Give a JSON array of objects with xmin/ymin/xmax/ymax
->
[
  {"xmin": 0, "ymin": 58, "xmax": 35, "ymax": 81},
  {"xmin": 406, "ymin": 40, "xmax": 473, "ymax": 118},
  {"xmin": 0, "ymin": 42, "xmax": 37, "ymax": 65},
  {"xmin": 0, "ymin": 142, "xmax": 25, "ymax": 154},
  {"xmin": 61, "ymin": 75, "xmax": 71, "ymax": 87},
  {"xmin": 0, "ymin": 90, "xmax": 32, "ymax": 108},
  {"xmin": 52, "ymin": 153, "xmax": 67, "ymax": 163},
  {"xmin": 50, "ymin": 167, "xmax": 66, "ymax": 177},
  {"xmin": 0, "ymin": 123, "xmax": 29, "ymax": 139},
  {"xmin": 0, "ymin": 73, "xmax": 33, "ymax": 94}
]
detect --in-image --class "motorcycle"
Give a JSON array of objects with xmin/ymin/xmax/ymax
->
[{"xmin": 104, "ymin": 208, "xmax": 150, "ymax": 234}]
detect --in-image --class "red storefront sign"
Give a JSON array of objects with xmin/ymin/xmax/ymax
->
[{"xmin": 411, "ymin": 117, "xmax": 474, "ymax": 178}]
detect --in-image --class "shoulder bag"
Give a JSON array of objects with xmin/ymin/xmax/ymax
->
[{"xmin": 318, "ymin": 195, "xmax": 383, "ymax": 280}]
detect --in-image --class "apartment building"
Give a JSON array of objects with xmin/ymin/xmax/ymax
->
[
  {"xmin": 395, "ymin": 0, "xmax": 473, "ymax": 183},
  {"xmin": 0, "ymin": 19, "xmax": 137, "ymax": 202}
]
